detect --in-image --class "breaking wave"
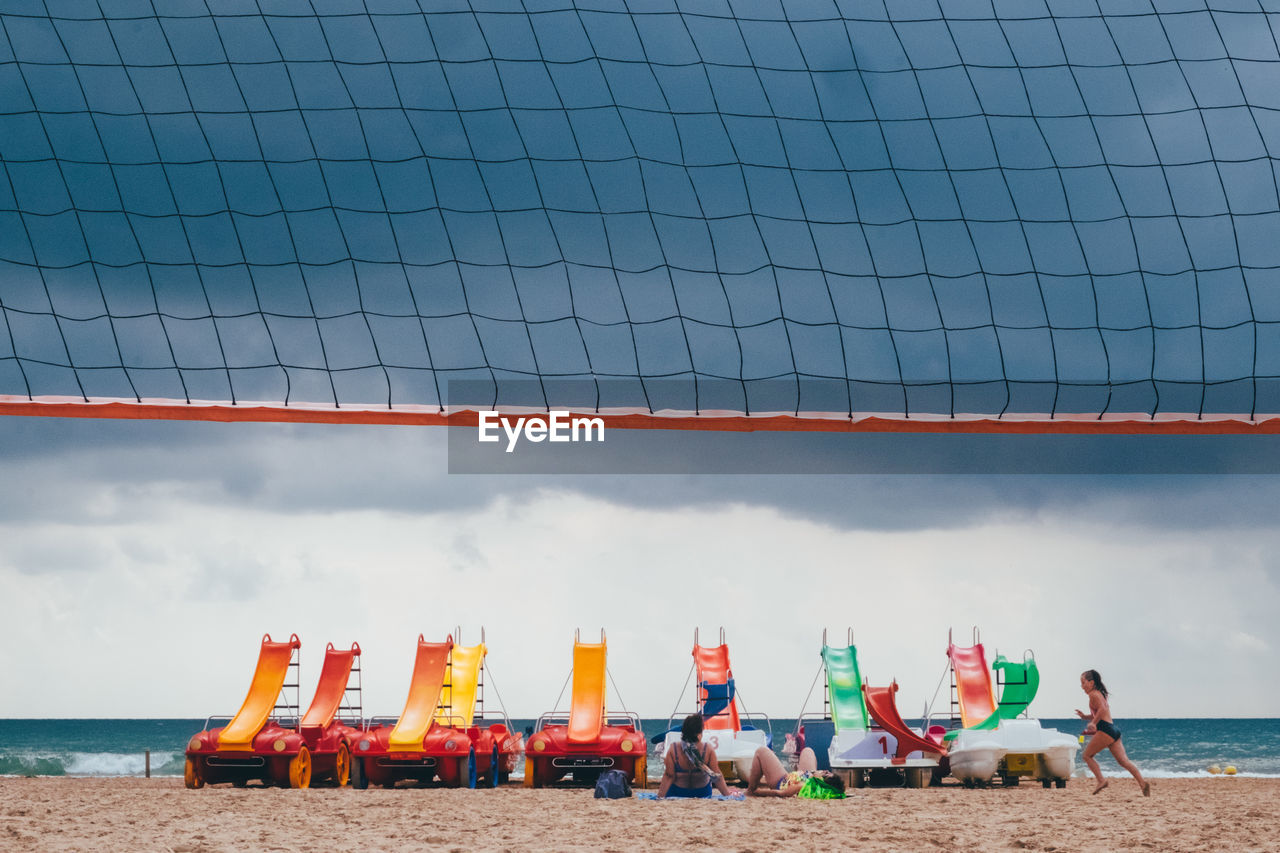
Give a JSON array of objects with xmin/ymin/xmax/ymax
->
[{"xmin": 0, "ymin": 751, "xmax": 185, "ymax": 777}]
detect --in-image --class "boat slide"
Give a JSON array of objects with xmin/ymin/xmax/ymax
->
[
  {"xmin": 216, "ymin": 634, "xmax": 299, "ymax": 752},
  {"xmin": 863, "ymin": 682, "xmax": 947, "ymax": 768},
  {"xmin": 386, "ymin": 637, "xmax": 452, "ymax": 753},
  {"xmin": 949, "ymin": 635, "xmax": 998, "ymax": 728},
  {"xmin": 568, "ymin": 638, "xmax": 607, "ymax": 744},
  {"xmin": 300, "ymin": 644, "xmax": 360, "ymax": 737},
  {"xmin": 437, "ymin": 643, "xmax": 483, "ymax": 727}
]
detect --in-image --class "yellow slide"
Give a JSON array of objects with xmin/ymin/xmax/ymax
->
[
  {"xmin": 436, "ymin": 643, "xmax": 486, "ymax": 728},
  {"xmin": 219, "ymin": 634, "xmax": 300, "ymax": 751},
  {"xmin": 568, "ymin": 639, "xmax": 607, "ymax": 744},
  {"xmin": 388, "ymin": 637, "xmax": 452, "ymax": 752}
]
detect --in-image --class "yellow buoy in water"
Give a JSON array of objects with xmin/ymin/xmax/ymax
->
[
  {"xmin": 1224, "ymin": 766, "xmax": 1238, "ymax": 776},
  {"xmin": 1207, "ymin": 765, "xmax": 1222, "ymax": 775}
]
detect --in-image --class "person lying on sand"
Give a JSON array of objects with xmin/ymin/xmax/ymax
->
[
  {"xmin": 1076, "ymin": 669, "xmax": 1150, "ymax": 797},
  {"xmin": 745, "ymin": 746, "xmax": 845, "ymax": 798}
]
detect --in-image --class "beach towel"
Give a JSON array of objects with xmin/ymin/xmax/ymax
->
[{"xmin": 635, "ymin": 791, "xmax": 746, "ymax": 801}]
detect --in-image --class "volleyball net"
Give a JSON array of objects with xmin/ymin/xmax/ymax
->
[{"xmin": 3, "ymin": 1, "xmax": 1280, "ymax": 432}]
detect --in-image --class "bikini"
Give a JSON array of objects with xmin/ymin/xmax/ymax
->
[
  {"xmin": 666, "ymin": 742, "xmax": 714, "ymax": 798},
  {"xmin": 778, "ymin": 770, "xmax": 811, "ymax": 790},
  {"xmin": 1095, "ymin": 719, "xmax": 1122, "ymax": 740}
]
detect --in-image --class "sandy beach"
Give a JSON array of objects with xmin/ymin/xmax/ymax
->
[{"xmin": 1, "ymin": 777, "xmax": 1275, "ymax": 852}]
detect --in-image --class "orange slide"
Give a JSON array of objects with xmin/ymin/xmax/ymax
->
[
  {"xmin": 568, "ymin": 639, "xmax": 607, "ymax": 744},
  {"xmin": 301, "ymin": 643, "xmax": 360, "ymax": 735},
  {"xmin": 388, "ymin": 638, "xmax": 452, "ymax": 752},
  {"xmin": 218, "ymin": 634, "xmax": 299, "ymax": 751}
]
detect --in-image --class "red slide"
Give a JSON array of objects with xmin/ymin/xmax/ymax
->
[
  {"xmin": 948, "ymin": 640, "xmax": 997, "ymax": 728},
  {"xmin": 863, "ymin": 682, "xmax": 946, "ymax": 761},
  {"xmin": 300, "ymin": 643, "xmax": 360, "ymax": 738}
]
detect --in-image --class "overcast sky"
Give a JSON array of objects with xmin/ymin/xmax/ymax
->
[
  {"xmin": 2, "ymin": 415, "xmax": 1277, "ymax": 721},
  {"xmin": 5, "ymin": 2, "xmax": 1280, "ymax": 730}
]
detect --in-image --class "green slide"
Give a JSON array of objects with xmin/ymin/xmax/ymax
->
[
  {"xmin": 946, "ymin": 654, "xmax": 1040, "ymax": 739},
  {"xmin": 822, "ymin": 645, "xmax": 869, "ymax": 732},
  {"xmin": 990, "ymin": 654, "xmax": 1039, "ymax": 720}
]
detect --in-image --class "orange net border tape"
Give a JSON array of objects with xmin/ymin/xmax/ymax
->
[{"xmin": 5, "ymin": 395, "xmax": 1280, "ymax": 434}]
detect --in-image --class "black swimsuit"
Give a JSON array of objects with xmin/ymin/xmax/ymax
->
[{"xmin": 1095, "ymin": 719, "xmax": 1121, "ymax": 741}]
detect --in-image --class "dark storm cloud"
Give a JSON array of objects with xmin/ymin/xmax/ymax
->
[{"xmin": 3, "ymin": 417, "xmax": 1280, "ymax": 537}]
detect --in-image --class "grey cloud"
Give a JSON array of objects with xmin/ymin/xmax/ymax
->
[
  {"xmin": 4, "ymin": 417, "xmax": 1280, "ymax": 538},
  {"xmin": 2, "ymin": 536, "xmax": 98, "ymax": 575},
  {"xmin": 190, "ymin": 550, "xmax": 278, "ymax": 603}
]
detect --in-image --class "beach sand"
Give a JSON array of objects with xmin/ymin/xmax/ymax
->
[{"xmin": 1, "ymin": 777, "xmax": 1275, "ymax": 852}]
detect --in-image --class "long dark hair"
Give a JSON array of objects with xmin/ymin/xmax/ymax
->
[
  {"xmin": 1082, "ymin": 669, "xmax": 1109, "ymax": 698},
  {"xmin": 677, "ymin": 714, "xmax": 711, "ymax": 774}
]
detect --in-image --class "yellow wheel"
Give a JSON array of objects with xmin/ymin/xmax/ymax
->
[
  {"xmin": 523, "ymin": 757, "xmax": 537, "ymax": 788},
  {"xmin": 335, "ymin": 743, "xmax": 351, "ymax": 787},
  {"xmin": 288, "ymin": 746, "xmax": 312, "ymax": 789},
  {"xmin": 633, "ymin": 754, "xmax": 647, "ymax": 789},
  {"xmin": 184, "ymin": 757, "xmax": 204, "ymax": 789}
]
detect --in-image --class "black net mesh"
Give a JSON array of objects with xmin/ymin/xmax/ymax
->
[{"xmin": 3, "ymin": 0, "xmax": 1280, "ymax": 422}]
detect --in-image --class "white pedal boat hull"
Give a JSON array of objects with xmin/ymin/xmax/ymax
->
[
  {"xmin": 828, "ymin": 728, "xmax": 941, "ymax": 770},
  {"xmin": 948, "ymin": 719, "xmax": 1079, "ymax": 784}
]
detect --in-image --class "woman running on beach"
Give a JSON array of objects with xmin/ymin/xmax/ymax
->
[{"xmin": 1076, "ymin": 669, "xmax": 1150, "ymax": 797}]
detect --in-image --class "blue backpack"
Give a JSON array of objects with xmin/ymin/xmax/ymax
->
[{"xmin": 593, "ymin": 769, "xmax": 633, "ymax": 799}]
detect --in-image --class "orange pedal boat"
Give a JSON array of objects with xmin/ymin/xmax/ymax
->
[
  {"xmin": 185, "ymin": 635, "xmax": 363, "ymax": 788},
  {"xmin": 524, "ymin": 630, "xmax": 646, "ymax": 788},
  {"xmin": 352, "ymin": 632, "xmax": 521, "ymax": 789}
]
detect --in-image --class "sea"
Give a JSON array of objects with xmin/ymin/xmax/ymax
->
[{"xmin": 2, "ymin": 718, "xmax": 1278, "ymax": 779}]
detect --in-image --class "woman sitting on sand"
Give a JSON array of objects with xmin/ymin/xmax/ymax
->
[
  {"xmin": 656, "ymin": 715, "xmax": 733, "ymax": 798},
  {"xmin": 745, "ymin": 745, "xmax": 845, "ymax": 798},
  {"xmin": 1076, "ymin": 669, "xmax": 1150, "ymax": 797}
]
